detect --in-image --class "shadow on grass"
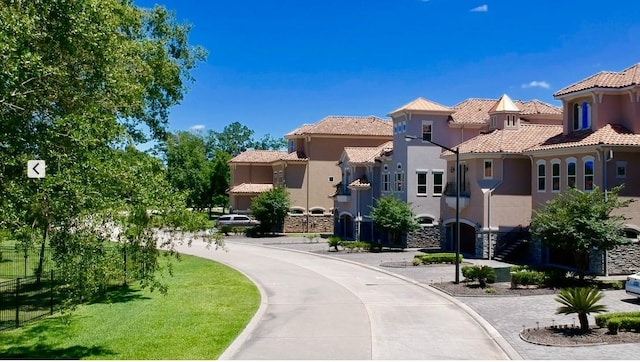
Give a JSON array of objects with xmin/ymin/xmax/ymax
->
[
  {"xmin": 87, "ymin": 284, "xmax": 151, "ymax": 305},
  {"xmin": 0, "ymin": 317, "xmax": 115, "ymax": 359}
]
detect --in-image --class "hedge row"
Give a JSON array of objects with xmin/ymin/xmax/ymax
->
[
  {"xmin": 414, "ymin": 253, "xmax": 461, "ymax": 264},
  {"xmin": 595, "ymin": 312, "xmax": 640, "ymax": 334}
]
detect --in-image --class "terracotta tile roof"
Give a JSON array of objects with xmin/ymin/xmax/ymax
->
[
  {"xmin": 228, "ymin": 183, "xmax": 273, "ymax": 194},
  {"xmin": 517, "ymin": 99, "xmax": 563, "ymax": 115},
  {"xmin": 528, "ymin": 124, "xmax": 640, "ymax": 151},
  {"xmin": 443, "ymin": 124, "xmax": 563, "ymax": 155},
  {"xmin": 343, "ymin": 141, "xmax": 393, "ymax": 164},
  {"xmin": 349, "ymin": 176, "xmax": 371, "ymax": 189},
  {"xmin": 450, "ymin": 99, "xmax": 498, "ymax": 125},
  {"xmin": 286, "ymin": 116, "xmax": 392, "ymax": 137},
  {"xmin": 450, "ymin": 98, "xmax": 561, "ymax": 125},
  {"xmin": 228, "ymin": 150, "xmax": 307, "ymax": 163},
  {"xmin": 388, "ymin": 97, "xmax": 452, "ymax": 116},
  {"xmin": 554, "ymin": 63, "xmax": 640, "ymax": 97}
]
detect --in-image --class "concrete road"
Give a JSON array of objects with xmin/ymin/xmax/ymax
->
[{"xmin": 174, "ymin": 240, "xmax": 519, "ymax": 360}]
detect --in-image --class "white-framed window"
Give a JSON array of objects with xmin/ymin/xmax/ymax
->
[
  {"xmin": 422, "ymin": 121, "xmax": 432, "ymax": 142},
  {"xmin": 616, "ymin": 161, "xmax": 627, "ymax": 179},
  {"xmin": 505, "ymin": 114, "xmax": 517, "ymax": 128},
  {"xmin": 490, "ymin": 115, "xmax": 497, "ymax": 129},
  {"xmin": 382, "ymin": 164, "xmax": 390, "ymax": 192},
  {"xmin": 567, "ymin": 157, "xmax": 577, "ymax": 188},
  {"xmin": 416, "ymin": 170, "xmax": 428, "ymax": 196},
  {"xmin": 432, "ymin": 170, "xmax": 444, "ymax": 196},
  {"xmin": 551, "ymin": 159, "xmax": 561, "ymax": 192},
  {"xmin": 402, "ymin": 121, "xmax": 406, "ymax": 133},
  {"xmin": 537, "ymin": 160, "xmax": 546, "ymax": 192},
  {"xmin": 583, "ymin": 156, "xmax": 595, "ymax": 191},
  {"xmin": 572, "ymin": 102, "xmax": 591, "ymax": 130},
  {"xmin": 288, "ymin": 140, "xmax": 295, "ymax": 153},
  {"xmin": 416, "ymin": 215, "xmax": 436, "ymax": 228},
  {"xmin": 328, "ymin": 176, "xmax": 334, "ymax": 182},
  {"xmin": 395, "ymin": 163, "xmax": 404, "ymax": 192},
  {"xmin": 483, "ymin": 159, "xmax": 493, "ymax": 179}
]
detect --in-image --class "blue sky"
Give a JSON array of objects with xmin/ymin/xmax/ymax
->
[{"xmin": 135, "ymin": 0, "xmax": 640, "ymax": 140}]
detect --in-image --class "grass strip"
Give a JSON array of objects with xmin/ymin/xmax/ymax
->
[{"xmin": 0, "ymin": 253, "xmax": 260, "ymax": 360}]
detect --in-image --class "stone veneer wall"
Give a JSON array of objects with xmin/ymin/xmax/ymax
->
[
  {"xmin": 596, "ymin": 242, "xmax": 640, "ymax": 275},
  {"xmin": 407, "ymin": 226, "xmax": 441, "ymax": 249},
  {"xmin": 283, "ymin": 214, "xmax": 333, "ymax": 234}
]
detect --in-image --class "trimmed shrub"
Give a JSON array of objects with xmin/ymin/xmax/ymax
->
[
  {"xmin": 511, "ymin": 270, "xmax": 545, "ymax": 287},
  {"xmin": 417, "ymin": 253, "xmax": 461, "ymax": 264},
  {"xmin": 607, "ymin": 319, "xmax": 621, "ymax": 334},
  {"xmin": 595, "ymin": 311, "xmax": 640, "ymax": 327},
  {"xmin": 412, "ymin": 257, "xmax": 421, "ymax": 266},
  {"xmin": 462, "ymin": 265, "xmax": 496, "ymax": 288}
]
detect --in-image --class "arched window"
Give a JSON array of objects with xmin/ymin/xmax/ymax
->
[{"xmin": 395, "ymin": 163, "xmax": 404, "ymax": 192}]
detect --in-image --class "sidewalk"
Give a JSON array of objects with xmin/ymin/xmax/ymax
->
[{"xmin": 244, "ymin": 236, "xmax": 640, "ymax": 360}]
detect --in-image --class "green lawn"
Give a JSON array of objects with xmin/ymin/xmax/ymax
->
[{"xmin": 0, "ymin": 253, "xmax": 260, "ymax": 360}]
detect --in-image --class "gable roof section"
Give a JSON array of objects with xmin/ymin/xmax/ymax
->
[
  {"xmin": 387, "ymin": 97, "xmax": 452, "ymax": 116},
  {"xmin": 527, "ymin": 124, "xmax": 640, "ymax": 152},
  {"xmin": 343, "ymin": 141, "xmax": 393, "ymax": 164},
  {"xmin": 443, "ymin": 124, "xmax": 563, "ymax": 155},
  {"xmin": 554, "ymin": 63, "xmax": 640, "ymax": 97},
  {"xmin": 286, "ymin": 116, "xmax": 392, "ymax": 137},
  {"xmin": 228, "ymin": 150, "xmax": 307, "ymax": 164},
  {"xmin": 450, "ymin": 98, "xmax": 561, "ymax": 125}
]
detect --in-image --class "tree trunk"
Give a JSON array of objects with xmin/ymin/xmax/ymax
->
[{"xmin": 578, "ymin": 312, "xmax": 590, "ymax": 332}]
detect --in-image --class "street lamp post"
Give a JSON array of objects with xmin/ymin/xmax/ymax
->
[{"xmin": 405, "ymin": 135, "xmax": 461, "ymax": 283}]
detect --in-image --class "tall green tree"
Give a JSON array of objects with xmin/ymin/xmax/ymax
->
[
  {"xmin": 370, "ymin": 195, "xmax": 419, "ymax": 247},
  {"xmin": 0, "ymin": 0, "xmax": 212, "ymax": 305},
  {"xmin": 530, "ymin": 186, "xmax": 632, "ymax": 275},
  {"xmin": 251, "ymin": 187, "xmax": 291, "ymax": 234},
  {"xmin": 254, "ymin": 133, "xmax": 287, "ymax": 151},
  {"xmin": 206, "ymin": 122, "xmax": 255, "ymax": 157},
  {"xmin": 210, "ymin": 150, "xmax": 231, "ymax": 212},
  {"xmin": 165, "ymin": 131, "xmax": 214, "ymax": 210}
]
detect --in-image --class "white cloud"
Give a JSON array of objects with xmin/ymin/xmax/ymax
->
[
  {"xmin": 522, "ymin": 81, "xmax": 550, "ymax": 89},
  {"xmin": 470, "ymin": 4, "xmax": 488, "ymax": 12},
  {"xmin": 189, "ymin": 124, "xmax": 205, "ymax": 131}
]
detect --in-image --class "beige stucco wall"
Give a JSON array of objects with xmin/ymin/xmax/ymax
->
[{"xmin": 231, "ymin": 164, "xmax": 274, "ymax": 185}]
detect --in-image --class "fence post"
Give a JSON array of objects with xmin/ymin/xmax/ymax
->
[
  {"xmin": 15, "ymin": 278, "xmax": 21, "ymax": 328},
  {"xmin": 50, "ymin": 269, "xmax": 54, "ymax": 315}
]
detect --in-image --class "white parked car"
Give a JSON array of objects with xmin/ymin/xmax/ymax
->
[
  {"xmin": 625, "ymin": 272, "xmax": 640, "ymax": 298},
  {"xmin": 215, "ymin": 214, "xmax": 260, "ymax": 228}
]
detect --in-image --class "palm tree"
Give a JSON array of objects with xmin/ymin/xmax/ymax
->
[{"xmin": 555, "ymin": 287, "xmax": 608, "ymax": 332}]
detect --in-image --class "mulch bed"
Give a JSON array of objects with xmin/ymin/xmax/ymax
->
[
  {"xmin": 521, "ymin": 326, "xmax": 640, "ymax": 346},
  {"xmin": 431, "ymin": 281, "xmax": 558, "ymax": 297}
]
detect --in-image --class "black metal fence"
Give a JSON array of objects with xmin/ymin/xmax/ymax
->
[
  {"xmin": 0, "ymin": 245, "xmax": 54, "ymax": 279},
  {"xmin": 0, "ymin": 244, "xmax": 59, "ymax": 331},
  {"xmin": 0, "ymin": 270, "xmax": 60, "ymax": 331}
]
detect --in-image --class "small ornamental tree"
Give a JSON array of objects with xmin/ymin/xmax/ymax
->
[
  {"xmin": 530, "ymin": 186, "xmax": 632, "ymax": 276},
  {"xmin": 251, "ymin": 187, "xmax": 291, "ymax": 235},
  {"xmin": 556, "ymin": 287, "xmax": 608, "ymax": 332},
  {"xmin": 370, "ymin": 195, "xmax": 419, "ymax": 247}
]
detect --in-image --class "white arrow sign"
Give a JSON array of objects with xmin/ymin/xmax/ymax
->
[{"xmin": 27, "ymin": 160, "xmax": 46, "ymax": 179}]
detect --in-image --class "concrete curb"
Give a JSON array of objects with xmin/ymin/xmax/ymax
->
[
  {"xmin": 215, "ymin": 258, "xmax": 269, "ymax": 360},
  {"xmin": 241, "ymin": 241, "xmax": 524, "ymax": 360}
]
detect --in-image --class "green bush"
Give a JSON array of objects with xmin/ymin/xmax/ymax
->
[
  {"xmin": 417, "ymin": 253, "xmax": 461, "ymax": 264},
  {"xmin": 462, "ymin": 265, "xmax": 496, "ymax": 288},
  {"xmin": 607, "ymin": 319, "xmax": 621, "ymax": 334},
  {"xmin": 511, "ymin": 270, "xmax": 545, "ymax": 287},
  {"xmin": 218, "ymin": 224, "xmax": 233, "ymax": 235},
  {"xmin": 340, "ymin": 241, "xmax": 370, "ymax": 252},
  {"xmin": 595, "ymin": 311, "xmax": 640, "ymax": 327}
]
